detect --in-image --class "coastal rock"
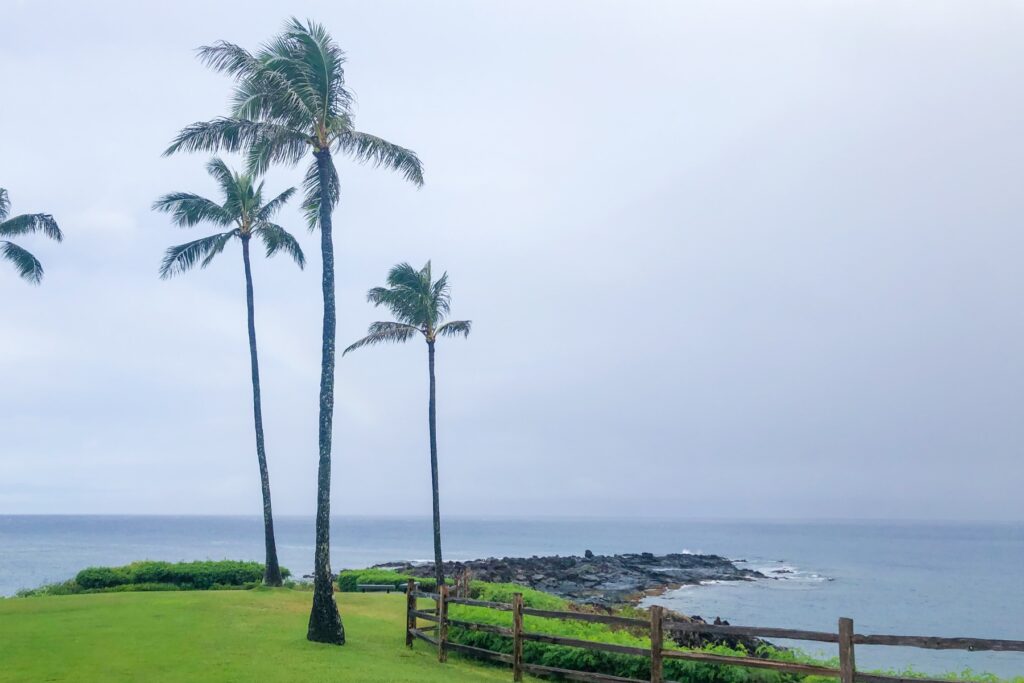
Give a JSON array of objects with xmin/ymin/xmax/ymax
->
[
  {"xmin": 666, "ymin": 612, "xmax": 770, "ymax": 653},
  {"xmin": 374, "ymin": 551, "xmax": 764, "ymax": 607}
]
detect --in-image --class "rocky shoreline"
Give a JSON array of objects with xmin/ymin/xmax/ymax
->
[{"xmin": 376, "ymin": 550, "xmax": 765, "ymax": 607}]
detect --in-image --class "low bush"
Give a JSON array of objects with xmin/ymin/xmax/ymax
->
[
  {"xmin": 89, "ymin": 582, "xmax": 184, "ymax": 593},
  {"xmin": 337, "ymin": 569, "xmax": 411, "ymax": 592},
  {"xmin": 15, "ymin": 580, "xmax": 82, "ymax": 597},
  {"xmin": 75, "ymin": 567, "xmax": 131, "ymax": 589},
  {"xmin": 337, "ymin": 568, "xmax": 444, "ymax": 593},
  {"xmin": 469, "ymin": 581, "xmax": 568, "ymax": 610},
  {"xmin": 442, "ymin": 589, "xmax": 821, "ymax": 683},
  {"xmin": 15, "ymin": 579, "xmax": 187, "ymax": 597},
  {"xmin": 74, "ymin": 560, "xmax": 288, "ymax": 591}
]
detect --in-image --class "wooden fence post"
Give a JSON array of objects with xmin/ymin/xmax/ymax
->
[
  {"xmin": 650, "ymin": 605, "xmax": 664, "ymax": 683},
  {"xmin": 438, "ymin": 585, "xmax": 449, "ymax": 663},
  {"xmin": 406, "ymin": 579, "xmax": 416, "ymax": 648},
  {"xmin": 513, "ymin": 592, "xmax": 525, "ymax": 682},
  {"xmin": 839, "ymin": 617, "xmax": 856, "ymax": 683}
]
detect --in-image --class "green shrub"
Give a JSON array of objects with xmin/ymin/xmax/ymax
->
[
  {"xmin": 443, "ymin": 595, "xmax": 812, "ymax": 683},
  {"xmin": 337, "ymin": 568, "xmax": 445, "ymax": 593},
  {"xmin": 469, "ymin": 581, "xmax": 568, "ymax": 610},
  {"xmin": 75, "ymin": 566, "xmax": 131, "ymax": 589},
  {"xmin": 15, "ymin": 580, "xmax": 82, "ymax": 597},
  {"xmin": 337, "ymin": 569, "xmax": 410, "ymax": 592},
  {"xmin": 73, "ymin": 561, "xmax": 289, "ymax": 591},
  {"xmin": 85, "ymin": 583, "xmax": 183, "ymax": 594}
]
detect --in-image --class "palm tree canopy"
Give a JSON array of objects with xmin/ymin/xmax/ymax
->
[
  {"xmin": 164, "ymin": 18, "xmax": 424, "ymax": 230},
  {"xmin": 0, "ymin": 188, "xmax": 63, "ymax": 242},
  {"xmin": 0, "ymin": 187, "xmax": 63, "ymax": 284},
  {"xmin": 343, "ymin": 261, "xmax": 471, "ymax": 355},
  {"xmin": 154, "ymin": 158, "xmax": 304, "ymax": 278}
]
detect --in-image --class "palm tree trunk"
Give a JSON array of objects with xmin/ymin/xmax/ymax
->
[
  {"xmin": 307, "ymin": 149, "xmax": 345, "ymax": 645},
  {"xmin": 427, "ymin": 340, "xmax": 444, "ymax": 591},
  {"xmin": 242, "ymin": 236, "xmax": 283, "ymax": 587}
]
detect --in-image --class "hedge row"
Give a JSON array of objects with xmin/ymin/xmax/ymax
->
[
  {"xmin": 75, "ymin": 560, "xmax": 289, "ymax": 590},
  {"xmin": 336, "ymin": 568, "xmax": 443, "ymax": 593}
]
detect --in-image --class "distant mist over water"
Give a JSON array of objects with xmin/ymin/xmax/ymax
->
[{"xmin": 2, "ymin": 516, "xmax": 1021, "ymax": 677}]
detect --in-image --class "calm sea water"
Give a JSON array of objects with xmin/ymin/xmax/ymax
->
[{"xmin": 1, "ymin": 516, "xmax": 1021, "ymax": 678}]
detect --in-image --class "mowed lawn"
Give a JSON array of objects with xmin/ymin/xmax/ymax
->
[{"xmin": 0, "ymin": 589, "xmax": 533, "ymax": 682}]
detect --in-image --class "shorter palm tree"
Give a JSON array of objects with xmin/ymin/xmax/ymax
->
[
  {"xmin": 0, "ymin": 188, "xmax": 63, "ymax": 284},
  {"xmin": 154, "ymin": 158, "xmax": 304, "ymax": 586},
  {"xmin": 344, "ymin": 262, "xmax": 471, "ymax": 590}
]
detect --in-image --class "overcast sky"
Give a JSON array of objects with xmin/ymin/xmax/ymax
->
[{"xmin": 1, "ymin": 0, "xmax": 1022, "ymax": 520}]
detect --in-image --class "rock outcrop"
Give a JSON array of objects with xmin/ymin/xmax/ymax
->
[{"xmin": 376, "ymin": 551, "xmax": 763, "ymax": 607}]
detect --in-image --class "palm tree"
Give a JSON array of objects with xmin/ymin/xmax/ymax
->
[
  {"xmin": 343, "ymin": 262, "xmax": 470, "ymax": 591},
  {"xmin": 164, "ymin": 18, "xmax": 424, "ymax": 644},
  {"xmin": 0, "ymin": 188, "xmax": 63, "ymax": 284},
  {"xmin": 154, "ymin": 157, "xmax": 304, "ymax": 588}
]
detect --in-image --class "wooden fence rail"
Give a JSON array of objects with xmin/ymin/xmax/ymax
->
[{"xmin": 403, "ymin": 579, "xmax": 1024, "ymax": 683}]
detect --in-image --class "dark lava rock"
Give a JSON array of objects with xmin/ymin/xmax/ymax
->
[
  {"xmin": 666, "ymin": 612, "xmax": 771, "ymax": 653},
  {"xmin": 374, "ymin": 551, "xmax": 764, "ymax": 607}
]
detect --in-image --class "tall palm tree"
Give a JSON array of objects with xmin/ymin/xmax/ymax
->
[
  {"xmin": 164, "ymin": 18, "xmax": 424, "ymax": 644},
  {"xmin": 343, "ymin": 262, "xmax": 471, "ymax": 591},
  {"xmin": 0, "ymin": 188, "xmax": 63, "ymax": 284},
  {"xmin": 154, "ymin": 158, "xmax": 304, "ymax": 587}
]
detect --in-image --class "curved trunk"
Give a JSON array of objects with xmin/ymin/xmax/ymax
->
[
  {"xmin": 242, "ymin": 236, "xmax": 283, "ymax": 587},
  {"xmin": 427, "ymin": 340, "xmax": 444, "ymax": 590},
  {"xmin": 307, "ymin": 149, "xmax": 345, "ymax": 645}
]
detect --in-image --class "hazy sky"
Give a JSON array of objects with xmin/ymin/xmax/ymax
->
[{"xmin": 1, "ymin": 0, "xmax": 1022, "ymax": 520}]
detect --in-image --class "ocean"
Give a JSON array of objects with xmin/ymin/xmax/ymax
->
[{"xmin": 1, "ymin": 516, "xmax": 1020, "ymax": 678}]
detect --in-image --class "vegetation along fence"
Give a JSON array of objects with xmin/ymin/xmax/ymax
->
[{"xmin": 403, "ymin": 580, "xmax": 1024, "ymax": 683}]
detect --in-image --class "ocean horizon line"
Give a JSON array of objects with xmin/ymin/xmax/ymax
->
[{"xmin": 2, "ymin": 512, "xmax": 1021, "ymax": 525}]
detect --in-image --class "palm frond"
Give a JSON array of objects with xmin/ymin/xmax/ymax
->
[
  {"xmin": 334, "ymin": 131, "xmax": 424, "ymax": 186},
  {"xmin": 246, "ymin": 126, "xmax": 313, "ymax": 175},
  {"xmin": 366, "ymin": 285, "xmax": 401, "ymax": 308},
  {"xmin": 254, "ymin": 223, "xmax": 305, "ymax": 268},
  {"xmin": 301, "ymin": 156, "xmax": 339, "ymax": 230},
  {"xmin": 364, "ymin": 261, "xmax": 457, "ymax": 329},
  {"xmin": 205, "ymin": 157, "xmax": 239, "ymax": 195},
  {"xmin": 384, "ymin": 261, "xmax": 425, "ymax": 291},
  {"xmin": 367, "ymin": 267, "xmax": 422, "ymax": 325},
  {"xmin": 279, "ymin": 17, "xmax": 350, "ymax": 119},
  {"xmin": 152, "ymin": 192, "xmax": 232, "ymax": 228},
  {"xmin": 207, "ymin": 157, "xmax": 251, "ymax": 218},
  {"xmin": 0, "ymin": 213, "xmax": 64, "ymax": 241},
  {"xmin": 430, "ymin": 269, "xmax": 451, "ymax": 321},
  {"xmin": 436, "ymin": 320, "xmax": 472, "ymax": 339},
  {"xmin": 164, "ymin": 118, "xmax": 282, "ymax": 157},
  {"xmin": 342, "ymin": 321, "xmax": 421, "ymax": 355},
  {"xmin": 197, "ymin": 40, "xmax": 259, "ymax": 79},
  {"xmin": 159, "ymin": 230, "xmax": 238, "ymax": 279},
  {"xmin": 256, "ymin": 187, "xmax": 297, "ymax": 222},
  {"xmin": 200, "ymin": 39, "xmax": 317, "ymax": 126},
  {"xmin": 230, "ymin": 80, "xmax": 297, "ymax": 131},
  {"xmin": 357, "ymin": 261, "xmax": 469, "ymax": 348},
  {"xmin": 1, "ymin": 241, "xmax": 44, "ymax": 283},
  {"xmin": 0, "ymin": 189, "xmax": 9, "ymax": 222},
  {"xmin": 257, "ymin": 26, "xmax": 338, "ymax": 122}
]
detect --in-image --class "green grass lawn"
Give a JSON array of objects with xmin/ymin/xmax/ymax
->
[{"xmin": 0, "ymin": 589, "xmax": 534, "ymax": 682}]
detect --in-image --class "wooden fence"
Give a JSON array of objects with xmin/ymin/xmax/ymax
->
[{"xmin": 404, "ymin": 580, "xmax": 1024, "ymax": 683}]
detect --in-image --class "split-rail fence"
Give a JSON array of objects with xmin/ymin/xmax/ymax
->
[{"xmin": 403, "ymin": 580, "xmax": 1024, "ymax": 683}]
